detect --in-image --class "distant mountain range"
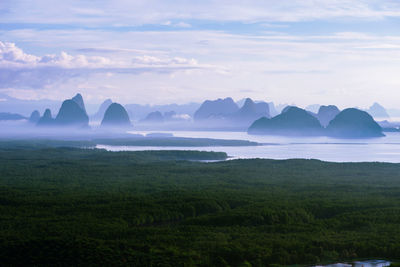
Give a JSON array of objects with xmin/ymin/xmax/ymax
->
[
  {"xmin": 125, "ymin": 102, "xmax": 200, "ymax": 122},
  {"xmin": 193, "ymin": 97, "xmax": 270, "ymax": 129},
  {"xmin": 194, "ymin": 97, "xmax": 240, "ymax": 120},
  {"xmin": 0, "ymin": 92, "xmax": 394, "ymax": 138},
  {"xmin": 0, "ymin": 93, "xmax": 99, "ymax": 117},
  {"xmin": 0, "ymin": 112, "xmax": 27, "ymax": 121},
  {"xmin": 33, "ymin": 94, "xmax": 131, "ymax": 130},
  {"xmin": 366, "ymin": 102, "xmax": 390, "ymax": 118},
  {"xmin": 1, "ymin": 91, "xmax": 396, "ymax": 121},
  {"xmin": 236, "ymin": 98, "xmax": 279, "ymax": 117},
  {"xmin": 0, "ymin": 94, "xmax": 61, "ymax": 117},
  {"xmin": 235, "ymin": 98, "xmax": 270, "ymax": 122}
]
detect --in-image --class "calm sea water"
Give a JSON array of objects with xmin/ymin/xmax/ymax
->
[{"xmin": 96, "ymin": 131, "xmax": 400, "ymax": 163}]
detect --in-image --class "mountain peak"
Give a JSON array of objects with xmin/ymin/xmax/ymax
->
[
  {"xmin": 101, "ymin": 103, "xmax": 131, "ymax": 127},
  {"xmin": 243, "ymin": 98, "xmax": 254, "ymax": 107},
  {"xmin": 327, "ymin": 108, "xmax": 384, "ymax": 138},
  {"xmin": 72, "ymin": 93, "xmax": 86, "ymax": 113},
  {"xmin": 43, "ymin": 109, "xmax": 52, "ymax": 118},
  {"xmin": 29, "ymin": 110, "xmax": 40, "ymax": 123},
  {"xmin": 367, "ymin": 102, "xmax": 389, "ymax": 119},
  {"xmin": 248, "ymin": 106, "xmax": 322, "ymax": 136},
  {"xmin": 54, "ymin": 99, "xmax": 89, "ymax": 127},
  {"xmin": 194, "ymin": 97, "xmax": 239, "ymax": 120},
  {"xmin": 317, "ymin": 105, "xmax": 340, "ymax": 127},
  {"xmin": 36, "ymin": 108, "xmax": 54, "ymax": 126}
]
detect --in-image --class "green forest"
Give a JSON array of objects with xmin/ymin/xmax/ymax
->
[
  {"xmin": 0, "ymin": 136, "xmax": 259, "ymax": 150},
  {"xmin": 0, "ymin": 146, "xmax": 400, "ymax": 266}
]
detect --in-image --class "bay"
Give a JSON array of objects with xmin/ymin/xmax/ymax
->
[{"xmin": 97, "ymin": 131, "xmax": 400, "ymax": 163}]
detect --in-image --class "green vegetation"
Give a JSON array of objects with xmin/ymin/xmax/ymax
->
[
  {"xmin": 94, "ymin": 137, "xmax": 259, "ymax": 147},
  {"xmin": 0, "ymin": 139, "xmax": 95, "ymax": 149},
  {"xmin": 0, "ymin": 147, "xmax": 399, "ymax": 266},
  {"xmin": 0, "ymin": 136, "xmax": 259, "ymax": 150}
]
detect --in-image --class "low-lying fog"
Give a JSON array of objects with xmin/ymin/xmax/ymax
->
[
  {"xmin": 3, "ymin": 120, "xmax": 400, "ymax": 163},
  {"xmin": 98, "ymin": 130, "xmax": 400, "ymax": 163}
]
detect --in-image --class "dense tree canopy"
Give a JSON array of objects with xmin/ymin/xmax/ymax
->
[{"xmin": 0, "ymin": 146, "xmax": 399, "ymax": 266}]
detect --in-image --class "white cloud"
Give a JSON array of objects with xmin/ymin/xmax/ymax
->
[
  {"xmin": 1, "ymin": 0, "xmax": 400, "ymax": 107},
  {"xmin": 131, "ymin": 55, "xmax": 197, "ymax": 66},
  {"xmin": 0, "ymin": 41, "xmax": 214, "ymax": 89},
  {"xmin": 161, "ymin": 21, "xmax": 191, "ymax": 28},
  {"xmin": 0, "ymin": 41, "xmax": 112, "ymax": 68},
  {"xmin": 161, "ymin": 21, "xmax": 172, "ymax": 26},
  {"xmin": 174, "ymin": 22, "xmax": 191, "ymax": 28},
  {"xmin": 0, "ymin": 42, "xmax": 38, "ymax": 64},
  {"xmin": 2, "ymin": 26, "xmax": 400, "ymax": 106}
]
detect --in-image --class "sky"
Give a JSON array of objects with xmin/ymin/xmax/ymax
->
[{"xmin": 1, "ymin": 0, "xmax": 400, "ymax": 108}]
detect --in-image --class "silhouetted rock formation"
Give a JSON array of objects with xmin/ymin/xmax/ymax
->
[
  {"xmin": 0, "ymin": 112, "xmax": 26, "ymax": 121},
  {"xmin": 232, "ymin": 98, "xmax": 270, "ymax": 126},
  {"xmin": 367, "ymin": 102, "xmax": 389, "ymax": 118},
  {"xmin": 101, "ymin": 103, "xmax": 131, "ymax": 127},
  {"xmin": 317, "ymin": 105, "xmax": 340, "ymax": 127},
  {"xmin": 72, "ymin": 93, "xmax": 86, "ymax": 113},
  {"xmin": 28, "ymin": 110, "xmax": 40, "ymax": 123},
  {"xmin": 237, "ymin": 98, "xmax": 270, "ymax": 119},
  {"xmin": 92, "ymin": 99, "xmax": 112, "ymax": 121},
  {"xmin": 194, "ymin": 98, "xmax": 239, "ymax": 120},
  {"xmin": 125, "ymin": 102, "xmax": 200, "ymax": 121},
  {"xmin": 327, "ymin": 108, "xmax": 384, "ymax": 138},
  {"xmin": 248, "ymin": 106, "xmax": 323, "ymax": 136},
  {"xmin": 142, "ymin": 111, "xmax": 164, "ymax": 123},
  {"xmin": 37, "ymin": 109, "xmax": 54, "ymax": 126},
  {"xmin": 54, "ymin": 100, "xmax": 89, "ymax": 127}
]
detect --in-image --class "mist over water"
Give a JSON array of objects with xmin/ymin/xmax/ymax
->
[
  {"xmin": 96, "ymin": 131, "xmax": 400, "ymax": 163},
  {"xmin": 3, "ymin": 119, "xmax": 400, "ymax": 162}
]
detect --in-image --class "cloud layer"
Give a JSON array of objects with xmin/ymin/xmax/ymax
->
[
  {"xmin": 0, "ymin": 41, "xmax": 209, "ymax": 88},
  {"xmin": 2, "ymin": 0, "xmax": 400, "ymax": 26},
  {"xmin": 1, "ymin": 1, "xmax": 400, "ymax": 107}
]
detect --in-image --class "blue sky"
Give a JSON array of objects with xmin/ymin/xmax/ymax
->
[{"xmin": 1, "ymin": 0, "xmax": 400, "ymax": 108}]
